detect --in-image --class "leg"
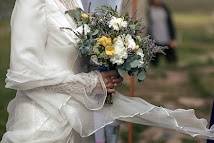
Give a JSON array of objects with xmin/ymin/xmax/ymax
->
[
  {"xmin": 151, "ymin": 53, "xmax": 160, "ymax": 67},
  {"xmin": 105, "ymin": 121, "xmax": 120, "ymax": 143},
  {"xmin": 94, "ymin": 128, "xmax": 106, "ymax": 143},
  {"xmin": 93, "ymin": 113, "xmax": 120, "ymax": 143},
  {"xmin": 94, "ymin": 112, "xmax": 106, "ymax": 143},
  {"xmin": 164, "ymin": 47, "xmax": 178, "ymax": 65}
]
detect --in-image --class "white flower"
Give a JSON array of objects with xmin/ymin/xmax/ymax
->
[
  {"xmin": 125, "ymin": 34, "xmax": 139, "ymax": 51},
  {"xmin": 121, "ymin": 20, "xmax": 128, "ymax": 28},
  {"xmin": 76, "ymin": 24, "xmax": 91, "ymax": 35},
  {"xmin": 110, "ymin": 56, "xmax": 125, "ymax": 65},
  {"xmin": 136, "ymin": 48, "xmax": 145, "ymax": 67},
  {"xmin": 109, "ymin": 16, "xmax": 128, "ymax": 31},
  {"xmin": 110, "ymin": 36, "xmax": 128, "ymax": 65}
]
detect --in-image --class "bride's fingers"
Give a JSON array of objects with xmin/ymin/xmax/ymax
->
[
  {"xmin": 112, "ymin": 78, "xmax": 123, "ymax": 84},
  {"xmin": 104, "ymin": 77, "xmax": 122, "ymax": 89},
  {"xmin": 106, "ymin": 83, "xmax": 114, "ymax": 89},
  {"xmin": 108, "ymin": 70, "xmax": 118, "ymax": 75},
  {"xmin": 103, "ymin": 71, "xmax": 118, "ymax": 77}
]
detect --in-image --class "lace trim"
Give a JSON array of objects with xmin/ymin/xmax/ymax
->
[
  {"xmin": 44, "ymin": 71, "xmax": 107, "ymax": 110},
  {"xmin": 45, "ymin": 72, "xmax": 98, "ymax": 95}
]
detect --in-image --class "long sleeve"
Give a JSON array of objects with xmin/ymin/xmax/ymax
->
[
  {"xmin": 7, "ymin": 0, "xmax": 52, "ymax": 89},
  {"xmin": 7, "ymin": 0, "xmax": 78, "ymax": 90},
  {"xmin": 6, "ymin": 0, "xmax": 108, "ymax": 111}
]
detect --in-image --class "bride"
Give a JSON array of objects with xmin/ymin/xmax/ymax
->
[{"xmin": 1, "ymin": 0, "xmax": 214, "ymax": 142}]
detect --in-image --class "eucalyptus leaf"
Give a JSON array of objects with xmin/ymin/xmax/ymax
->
[
  {"xmin": 124, "ymin": 63, "xmax": 131, "ymax": 71},
  {"xmin": 137, "ymin": 71, "xmax": 146, "ymax": 81},
  {"xmin": 130, "ymin": 60, "xmax": 140, "ymax": 68},
  {"xmin": 118, "ymin": 68, "xmax": 127, "ymax": 77},
  {"xmin": 92, "ymin": 30, "xmax": 99, "ymax": 36}
]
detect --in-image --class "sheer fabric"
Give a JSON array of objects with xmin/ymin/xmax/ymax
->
[{"xmin": 1, "ymin": 0, "xmax": 214, "ymax": 142}]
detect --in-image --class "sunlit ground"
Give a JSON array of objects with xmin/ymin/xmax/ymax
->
[{"xmin": 0, "ymin": 3, "xmax": 214, "ymax": 143}]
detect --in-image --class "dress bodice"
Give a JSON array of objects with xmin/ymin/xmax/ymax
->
[
  {"xmin": 43, "ymin": 0, "xmax": 85, "ymax": 73},
  {"xmin": 7, "ymin": 0, "xmax": 96, "ymax": 89}
]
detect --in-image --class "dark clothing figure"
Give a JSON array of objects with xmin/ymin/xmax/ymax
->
[
  {"xmin": 147, "ymin": 2, "xmax": 177, "ymax": 66},
  {"xmin": 152, "ymin": 43, "xmax": 177, "ymax": 66},
  {"xmin": 207, "ymin": 102, "xmax": 214, "ymax": 143}
]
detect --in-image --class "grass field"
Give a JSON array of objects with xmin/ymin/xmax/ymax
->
[
  {"xmin": 0, "ymin": 21, "xmax": 15, "ymax": 139},
  {"xmin": 0, "ymin": 2, "xmax": 214, "ymax": 143},
  {"xmin": 166, "ymin": 0, "xmax": 214, "ymax": 14}
]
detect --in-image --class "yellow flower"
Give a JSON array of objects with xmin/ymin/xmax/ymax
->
[
  {"xmin": 97, "ymin": 36, "xmax": 112, "ymax": 48},
  {"xmin": 105, "ymin": 46, "xmax": 115, "ymax": 56},
  {"xmin": 81, "ymin": 13, "xmax": 89, "ymax": 19}
]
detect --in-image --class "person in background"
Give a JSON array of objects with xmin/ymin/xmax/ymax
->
[
  {"xmin": 208, "ymin": 102, "xmax": 214, "ymax": 143},
  {"xmin": 147, "ymin": 0, "xmax": 177, "ymax": 66}
]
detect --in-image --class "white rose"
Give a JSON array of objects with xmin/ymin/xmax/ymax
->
[
  {"xmin": 76, "ymin": 24, "xmax": 91, "ymax": 35},
  {"xmin": 110, "ymin": 36, "xmax": 128, "ymax": 65},
  {"xmin": 125, "ymin": 34, "xmax": 138, "ymax": 51},
  {"xmin": 116, "ymin": 18, "xmax": 128, "ymax": 28},
  {"xmin": 109, "ymin": 16, "xmax": 128, "ymax": 31},
  {"xmin": 121, "ymin": 20, "xmax": 128, "ymax": 28},
  {"xmin": 110, "ymin": 56, "xmax": 125, "ymax": 65},
  {"xmin": 109, "ymin": 17, "xmax": 120, "ymax": 31}
]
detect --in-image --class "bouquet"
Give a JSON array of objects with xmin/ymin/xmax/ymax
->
[{"xmin": 61, "ymin": 6, "xmax": 164, "ymax": 104}]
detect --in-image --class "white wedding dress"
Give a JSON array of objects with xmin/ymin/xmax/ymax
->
[{"xmin": 1, "ymin": 0, "xmax": 214, "ymax": 142}]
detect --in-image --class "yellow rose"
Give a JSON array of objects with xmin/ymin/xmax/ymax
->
[
  {"xmin": 105, "ymin": 46, "xmax": 115, "ymax": 56},
  {"xmin": 97, "ymin": 36, "xmax": 112, "ymax": 48},
  {"xmin": 81, "ymin": 13, "xmax": 89, "ymax": 19}
]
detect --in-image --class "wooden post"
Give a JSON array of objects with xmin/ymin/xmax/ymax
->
[
  {"xmin": 128, "ymin": 76, "xmax": 135, "ymax": 143},
  {"xmin": 128, "ymin": 1, "xmax": 137, "ymax": 143},
  {"xmin": 132, "ymin": 0, "xmax": 138, "ymax": 19}
]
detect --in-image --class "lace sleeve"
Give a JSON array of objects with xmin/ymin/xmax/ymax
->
[{"xmin": 44, "ymin": 71, "xmax": 108, "ymax": 110}]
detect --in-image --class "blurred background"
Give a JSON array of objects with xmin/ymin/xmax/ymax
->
[{"xmin": 0, "ymin": 0, "xmax": 214, "ymax": 143}]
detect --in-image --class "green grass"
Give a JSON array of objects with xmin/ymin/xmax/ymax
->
[
  {"xmin": 166, "ymin": 0, "xmax": 214, "ymax": 14},
  {"xmin": 0, "ymin": 21, "xmax": 15, "ymax": 139},
  {"xmin": 174, "ymin": 13, "xmax": 214, "ymax": 67},
  {"xmin": 182, "ymin": 138, "xmax": 196, "ymax": 143},
  {"xmin": 188, "ymin": 67, "xmax": 214, "ymax": 98}
]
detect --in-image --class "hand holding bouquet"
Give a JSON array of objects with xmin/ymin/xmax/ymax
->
[{"xmin": 61, "ymin": 6, "xmax": 164, "ymax": 104}]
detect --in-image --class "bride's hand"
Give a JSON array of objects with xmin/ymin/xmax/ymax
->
[{"xmin": 100, "ymin": 71, "xmax": 123, "ymax": 94}]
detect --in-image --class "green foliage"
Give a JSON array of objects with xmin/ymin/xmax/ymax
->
[
  {"xmin": 137, "ymin": 71, "xmax": 146, "ymax": 81},
  {"xmin": 64, "ymin": 6, "xmax": 164, "ymax": 82}
]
